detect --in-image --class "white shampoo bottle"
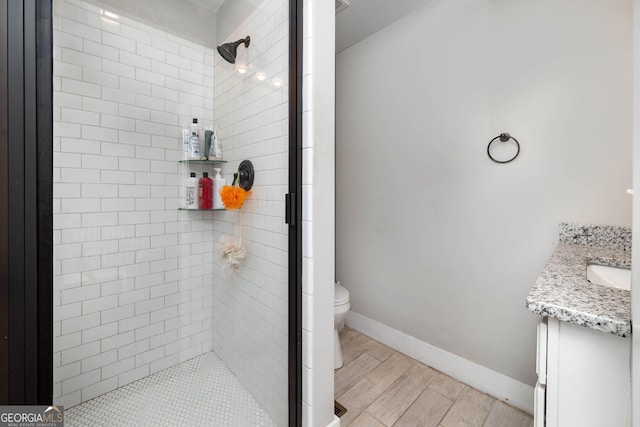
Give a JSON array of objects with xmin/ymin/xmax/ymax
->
[
  {"xmin": 185, "ymin": 172, "xmax": 198, "ymax": 208},
  {"xmin": 212, "ymin": 168, "xmax": 225, "ymax": 209},
  {"xmin": 189, "ymin": 132, "xmax": 200, "ymax": 160}
]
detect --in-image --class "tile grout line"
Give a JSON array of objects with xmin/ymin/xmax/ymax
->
[
  {"xmin": 364, "ymin": 358, "xmax": 441, "ymax": 426},
  {"xmin": 414, "ymin": 386, "xmax": 456, "ymax": 427},
  {"xmin": 397, "ymin": 374, "xmax": 454, "ymax": 427},
  {"xmin": 436, "ymin": 385, "xmax": 468, "ymax": 427},
  {"xmin": 481, "ymin": 398, "xmax": 499, "ymax": 427},
  {"xmin": 367, "ymin": 409, "xmax": 386, "ymax": 426}
]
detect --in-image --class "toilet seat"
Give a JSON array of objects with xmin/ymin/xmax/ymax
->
[{"xmin": 335, "ymin": 283, "xmax": 350, "ymax": 305}]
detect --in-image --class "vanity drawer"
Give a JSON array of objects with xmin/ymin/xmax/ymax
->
[{"xmin": 536, "ymin": 317, "xmax": 548, "ymax": 384}]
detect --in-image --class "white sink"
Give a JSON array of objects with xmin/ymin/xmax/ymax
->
[{"xmin": 586, "ymin": 264, "xmax": 631, "ymax": 291}]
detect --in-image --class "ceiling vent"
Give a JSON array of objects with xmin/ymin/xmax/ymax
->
[{"xmin": 335, "ymin": 0, "xmax": 350, "ymax": 14}]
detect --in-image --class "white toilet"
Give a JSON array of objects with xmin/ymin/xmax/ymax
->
[{"xmin": 334, "ymin": 281, "xmax": 351, "ymax": 369}]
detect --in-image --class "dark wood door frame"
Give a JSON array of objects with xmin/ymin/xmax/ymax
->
[{"xmin": 0, "ymin": 0, "xmax": 53, "ymax": 405}]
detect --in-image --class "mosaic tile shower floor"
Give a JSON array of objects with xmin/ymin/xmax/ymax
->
[{"xmin": 65, "ymin": 352, "xmax": 276, "ymax": 427}]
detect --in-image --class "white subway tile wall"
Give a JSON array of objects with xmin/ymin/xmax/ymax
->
[
  {"xmin": 301, "ymin": 0, "xmax": 336, "ymax": 426},
  {"xmin": 213, "ymin": 0, "xmax": 290, "ymax": 426},
  {"xmin": 53, "ymin": 0, "xmax": 216, "ymax": 408}
]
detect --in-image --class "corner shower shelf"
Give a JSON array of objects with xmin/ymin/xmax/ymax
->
[
  {"xmin": 178, "ymin": 159, "xmax": 227, "ymax": 211},
  {"xmin": 178, "ymin": 159, "xmax": 227, "ymax": 164},
  {"xmin": 178, "ymin": 207, "xmax": 226, "ymax": 211}
]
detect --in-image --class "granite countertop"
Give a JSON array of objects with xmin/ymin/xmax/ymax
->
[{"xmin": 526, "ymin": 223, "xmax": 632, "ymax": 337}]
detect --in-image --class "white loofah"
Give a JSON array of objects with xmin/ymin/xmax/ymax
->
[
  {"xmin": 216, "ymin": 203, "xmax": 249, "ymax": 273},
  {"xmin": 217, "ymin": 236, "xmax": 247, "ymax": 272}
]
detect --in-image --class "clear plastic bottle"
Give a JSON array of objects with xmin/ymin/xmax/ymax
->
[
  {"xmin": 212, "ymin": 128, "xmax": 223, "ymax": 159},
  {"xmin": 212, "ymin": 168, "xmax": 226, "ymax": 209},
  {"xmin": 181, "ymin": 128, "xmax": 190, "ymax": 160}
]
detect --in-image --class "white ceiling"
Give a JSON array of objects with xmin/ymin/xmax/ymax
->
[
  {"xmin": 89, "ymin": 0, "xmax": 433, "ymax": 54},
  {"xmin": 185, "ymin": 0, "xmax": 434, "ymax": 53},
  {"xmin": 336, "ymin": 0, "xmax": 434, "ymax": 53},
  {"xmin": 84, "ymin": 0, "xmax": 220, "ymax": 47},
  {"xmin": 187, "ymin": 0, "xmax": 226, "ymax": 12}
]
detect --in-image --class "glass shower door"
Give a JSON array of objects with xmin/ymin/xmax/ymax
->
[
  {"xmin": 212, "ymin": 1, "xmax": 293, "ymax": 424},
  {"xmin": 50, "ymin": 0, "xmax": 297, "ymax": 424}
]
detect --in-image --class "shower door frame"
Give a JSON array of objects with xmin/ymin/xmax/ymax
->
[
  {"xmin": 0, "ymin": 0, "xmax": 53, "ymax": 404},
  {"xmin": 1, "ymin": 0, "xmax": 304, "ymax": 424},
  {"xmin": 288, "ymin": 0, "xmax": 303, "ymax": 425}
]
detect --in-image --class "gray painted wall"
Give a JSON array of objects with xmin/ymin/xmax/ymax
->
[{"xmin": 336, "ymin": 0, "xmax": 632, "ymax": 386}]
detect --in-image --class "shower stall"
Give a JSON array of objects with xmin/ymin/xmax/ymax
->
[{"xmin": 0, "ymin": 0, "xmax": 302, "ymax": 425}]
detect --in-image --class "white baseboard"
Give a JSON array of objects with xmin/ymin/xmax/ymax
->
[
  {"xmin": 325, "ymin": 415, "xmax": 340, "ymax": 427},
  {"xmin": 346, "ymin": 311, "xmax": 534, "ymax": 415}
]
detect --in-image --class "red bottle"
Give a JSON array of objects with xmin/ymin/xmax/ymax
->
[{"xmin": 198, "ymin": 172, "xmax": 213, "ymax": 209}]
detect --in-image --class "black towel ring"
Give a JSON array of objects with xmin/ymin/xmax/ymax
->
[{"xmin": 487, "ymin": 133, "xmax": 520, "ymax": 164}]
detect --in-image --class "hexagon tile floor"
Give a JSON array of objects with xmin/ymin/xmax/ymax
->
[{"xmin": 65, "ymin": 352, "xmax": 276, "ymax": 427}]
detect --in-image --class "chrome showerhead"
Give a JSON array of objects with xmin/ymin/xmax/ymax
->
[{"xmin": 217, "ymin": 36, "xmax": 251, "ymax": 64}]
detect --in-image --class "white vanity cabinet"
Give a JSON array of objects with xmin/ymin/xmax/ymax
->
[{"xmin": 534, "ymin": 317, "xmax": 631, "ymax": 427}]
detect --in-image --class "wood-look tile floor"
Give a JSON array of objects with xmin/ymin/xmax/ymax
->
[{"xmin": 335, "ymin": 328, "xmax": 533, "ymax": 427}]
